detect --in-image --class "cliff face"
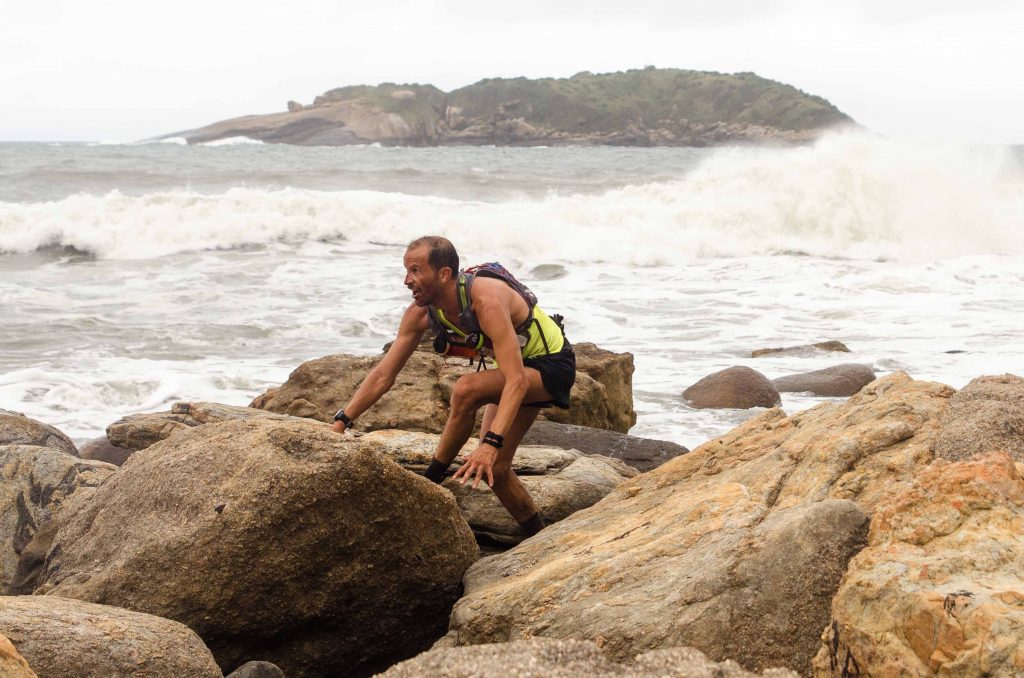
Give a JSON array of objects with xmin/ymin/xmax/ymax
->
[{"xmin": 169, "ymin": 68, "xmax": 855, "ymax": 147}]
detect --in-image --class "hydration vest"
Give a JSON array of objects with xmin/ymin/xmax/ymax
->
[{"xmin": 426, "ymin": 262, "xmax": 558, "ymax": 366}]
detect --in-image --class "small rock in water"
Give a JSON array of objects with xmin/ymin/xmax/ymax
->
[
  {"xmin": 529, "ymin": 263, "xmax": 569, "ymax": 280},
  {"xmin": 751, "ymin": 340, "xmax": 850, "ymax": 358},
  {"xmin": 772, "ymin": 364, "xmax": 876, "ymax": 397},
  {"xmin": 683, "ymin": 366, "xmax": 781, "ymax": 409}
]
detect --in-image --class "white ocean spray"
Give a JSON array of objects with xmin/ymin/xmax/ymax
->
[{"xmin": 1, "ymin": 132, "xmax": 1022, "ymax": 263}]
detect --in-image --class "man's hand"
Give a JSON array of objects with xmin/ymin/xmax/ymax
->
[
  {"xmin": 331, "ymin": 420, "xmax": 347, "ymax": 434},
  {"xmin": 453, "ymin": 443, "xmax": 498, "ymax": 489}
]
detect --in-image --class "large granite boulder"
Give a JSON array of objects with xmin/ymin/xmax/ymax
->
[
  {"xmin": 771, "ymin": 364, "xmax": 877, "ymax": 397},
  {"xmin": 933, "ymin": 373, "xmax": 1024, "ymax": 462},
  {"xmin": 0, "ymin": 596, "xmax": 221, "ymax": 678},
  {"xmin": 106, "ymin": 401, "xmax": 305, "ymax": 453},
  {"xmin": 0, "ymin": 445, "xmax": 116, "ymax": 592},
  {"xmin": 381, "ymin": 638, "xmax": 798, "ymax": 677},
  {"xmin": 0, "ymin": 410, "xmax": 77, "ymax": 456},
  {"xmin": 442, "ymin": 373, "xmax": 953, "ymax": 675},
  {"xmin": 32, "ymin": 418, "xmax": 479, "ymax": 677},
  {"xmin": 0, "ymin": 633, "xmax": 35, "ymax": 678},
  {"xmin": 359, "ymin": 430, "xmax": 637, "ymax": 544},
  {"xmin": 813, "ymin": 452, "xmax": 1024, "ymax": 677},
  {"xmin": 683, "ymin": 366, "xmax": 781, "ymax": 409},
  {"xmin": 253, "ymin": 345, "xmax": 635, "ymax": 434},
  {"xmin": 567, "ymin": 342, "xmax": 637, "ymax": 432},
  {"xmin": 520, "ymin": 420, "xmax": 688, "ymax": 472}
]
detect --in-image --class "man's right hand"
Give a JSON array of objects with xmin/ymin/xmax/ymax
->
[{"xmin": 332, "ymin": 420, "xmax": 347, "ymax": 434}]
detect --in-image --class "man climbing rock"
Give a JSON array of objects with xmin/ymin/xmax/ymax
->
[{"xmin": 332, "ymin": 236, "xmax": 575, "ymax": 536}]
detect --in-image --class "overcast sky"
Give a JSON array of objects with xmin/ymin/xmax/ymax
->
[{"xmin": 1, "ymin": 0, "xmax": 1021, "ymax": 143}]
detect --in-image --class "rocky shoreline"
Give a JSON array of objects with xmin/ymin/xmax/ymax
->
[
  {"xmin": 165, "ymin": 68, "xmax": 854, "ymax": 147},
  {"xmin": 2, "ymin": 340, "xmax": 1023, "ymax": 676}
]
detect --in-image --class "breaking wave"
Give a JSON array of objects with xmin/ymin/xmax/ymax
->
[{"xmin": 1, "ymin": 133, "xmax": 1021, "ymax": 263}]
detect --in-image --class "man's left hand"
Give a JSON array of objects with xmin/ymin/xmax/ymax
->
[{"xmin": 452, "ymin": 444, "xmax": 497, "ymax": 489}]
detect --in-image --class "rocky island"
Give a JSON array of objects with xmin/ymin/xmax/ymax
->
[{"xmin": 166, "ymin": 67, "xmax": 854, "ymax": 147}]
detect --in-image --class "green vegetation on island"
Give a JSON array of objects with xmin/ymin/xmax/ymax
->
[{"xmin": 173, "ymin": 68, "xmax": 854, "ymax": 146}]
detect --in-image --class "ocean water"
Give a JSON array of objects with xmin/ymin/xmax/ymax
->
[{"xmin": 1, "ymin": 133, "xmax": 1022, "ymax": 449}]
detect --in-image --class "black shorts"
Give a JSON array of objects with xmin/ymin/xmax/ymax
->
[{"xmin": 522, "ymin": 342, "xmax": 576, "ymax": 409}]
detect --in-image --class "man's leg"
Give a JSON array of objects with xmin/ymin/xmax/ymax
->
[
  {"xmin": 489, "ymin": 405, "xmax": 545, "ymax": 534},
  {"xmin": 424, "ymin": 368, "xmax": 551, "ymax": 488}
]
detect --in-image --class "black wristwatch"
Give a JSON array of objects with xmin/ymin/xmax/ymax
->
[{"xmin": 334, "ymin": 409, "xmax": 353, "ymax": 426}]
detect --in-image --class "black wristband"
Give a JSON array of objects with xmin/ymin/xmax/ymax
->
[
  {"xmin": 482, "ymin": 431, "xmax": 504, "ymax": 449},
  {"xmin": 334, "ymin": 409, "xmax": 353, "ymax": 426}
]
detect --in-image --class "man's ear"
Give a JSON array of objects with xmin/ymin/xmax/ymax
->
[{"xmin": 438, "ymin": 266, "xmax": 452, "ymax": 283}]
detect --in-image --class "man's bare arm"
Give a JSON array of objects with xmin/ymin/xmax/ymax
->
[
  {"xmin": 333, "ymin": 304, "xmax": 427, "ymax": 431},
  {"xmin": 472, "ymin": 294, "xmax": 529, "ymax": 438}
]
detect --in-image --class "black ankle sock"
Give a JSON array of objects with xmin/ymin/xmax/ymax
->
[
  {"xmin": 424, "ymin": 459, "xmax": 451, "ymax": 484},
  {"xmin": 519, "ymin": 513, "xmax": 546, "ymax": 536}
]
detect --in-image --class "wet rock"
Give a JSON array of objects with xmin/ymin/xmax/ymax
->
[
  {"xmin": 0, "ymin": 410, "xmax": 77, "ymax": 456},
  {"xmin": 0, "ymin": 445, "xmax": 115, "ymax": 592},
  {"xmin": 934, "ymin": 373, "xmax": 1024, "ymax": 462},
  {"xmin": 358, "ymin": 430, "xmax": 637, "ymax": 545},
  {"xmin": 520, "ymin": 420, "xmax": 688, "ymax": 472},
  {"xmin": 528, "ymin": 263, "xmax": 569, "ymax": 280},
  {"xmin": 78, "ymin": 436, "xmax": 132, "ymax": 466},
  {"xmin": 253, "ymin": 345, "xmax": 635, "ymax": 433},
  {"xmin": 751, "ymin": 341, "xmax": 850, "ymax": 358},
  {"xmin": 813, "ymin": 452, "xmax": 1024, "ymax": 677},
  {"xmin": 0, "ymin": 633, "xmax": 35, "ymax": 678},
  {"xmin": 33, "ymin": 418, "xmax": 478, "ymax": 677},
  {"xmin": 0, "ymin": 596, "xmax": 221, "ymax": 678},
  {"xmin": 444, "ymin": 373, "xmax": 952, "ymax": 674},
  {"xmin": 683, "ymin": 366, "xmax": 781, "ymax": 409},
  {"xmin": 771, "ymin": 364, "xmax": 876, "ymax": 397},
  {"xmin": 381, "ymin": 638, "xmax": 798, "ymax": 677}
]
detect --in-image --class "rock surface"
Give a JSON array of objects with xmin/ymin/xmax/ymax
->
[
  {"xmin": 358, "ymin": 430, "xmax": 637, "ymax": 544},
  {"xmin": 106, "ymin": 400, "xmax": 309, "ymax": 453},
  {"xmin": 0, "ymin": 632, "xmax": 36, "ymax": 678},
  {"xmin": 443, "ymin": 373, "xmax": 953, "ymax": 674},
  {"xmin": 33, "ymin": 418, "xmax": 479, "ymax": 677},
  {"xmin": 254, "ymin": 346, "xmax": 635, "ymax": 433},
  {"xmin": 771, "ymin": 364, "xmax": 876, "ymax": 397},
  {"xmin": 544, "ymin": 342, "xmax": 637, "ymax": 433},
  {"xmin": 0, "ymin": 410, "xmax": 77, "ymax": 456},
  {"xmin": 0, "ymin": 445, "xmax": 116, "ymax": 592},
  {"xmin": 380, "ymin": 638, "xmax": 798, "ymax": 677},
  {"xmin": 934, "ymin": 373, "xmax": 1024, "ymax": 462},
  {"xmin": 751, "ymin": 341, "xmax": 851, "ymax": 358},
  {"xmin": 0, "ymin": 595, "xmax": 221, "ymax": 678},
  {"xmin": 813, "ymin": 452, "xmax": 1024, "ymax": 677},
  {"xmin": 78, "ymin": 435, "xmax": 133, "ymax": 466},
  {"xmin": 226, "ymin": 660, "xmax": 286, "ymax": 678},
  {"xmin": 520, "ymin": 420, "xmax": 688, "ymax": 472},
  {"xmin": 683, "ymin": 365, "xmax": 781, "ymax": 409}
]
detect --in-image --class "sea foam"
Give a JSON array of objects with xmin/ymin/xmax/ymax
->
[{"xmin": 1, "ymin": 133, "xmax": 1021, "ymax": 263}]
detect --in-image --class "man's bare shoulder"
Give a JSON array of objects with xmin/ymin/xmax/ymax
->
[
  {"xmin": 470, "ymin": 276, "xmax": 516, "ymax": 307},
  {"xmin": 402, "ymin": 302, "xmax": 430, "ymax": 330}
]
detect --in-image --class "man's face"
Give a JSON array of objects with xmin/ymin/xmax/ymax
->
[{"xmin": 403, "ymin": 246, "xmax": 448, "ymax": 307}]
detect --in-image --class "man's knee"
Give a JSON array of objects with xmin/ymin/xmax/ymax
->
[
  {"xmin": 450, "ymin": 376, "xmax": 484, "ymax": 415},
  {"xmin": 491, "ymin": 461, "xmax": 512, "ymax": 486}
]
